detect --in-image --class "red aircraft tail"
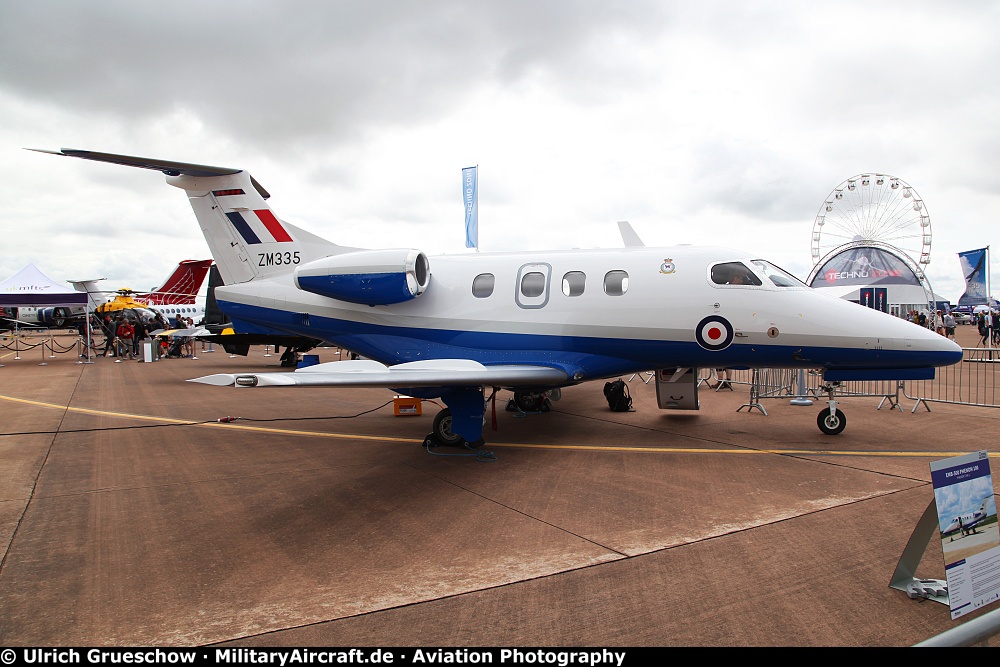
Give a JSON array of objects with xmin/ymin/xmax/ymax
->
[{"xmin": 141, "ymin": 260, "xmax": 213, "ymax": 305}]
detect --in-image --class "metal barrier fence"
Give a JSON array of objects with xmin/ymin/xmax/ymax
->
[
  {"xmin": 626, "ymin": 367, "xmax": 906, "ymax": 414},
  {"xmin": 916, "ymin": 606, "xmax": 1000, "ymax": 646},
  {"xmin": 904, "ymin": 347, "xmax": 1000, "ymax": 412},
  {"xmin": 706, "ymin": 348, "xmax": 1000, "ymax": 416},
  {"xmin": 732, "ymin": 367, "xmax": 903, "ymax": 415}
]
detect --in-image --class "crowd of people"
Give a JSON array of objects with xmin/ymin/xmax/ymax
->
[
  {"xmin": 78, "ymin": 309, "xmax": 200, "ymax": 360},
  {"xmin": 907, "ymin": 307, "xmax": 1000, "ymax": 346}
]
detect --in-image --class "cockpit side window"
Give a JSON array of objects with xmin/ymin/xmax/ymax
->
[{"xmin": 710, "ymin": 262, "xmax": 762, "ymax": 286}]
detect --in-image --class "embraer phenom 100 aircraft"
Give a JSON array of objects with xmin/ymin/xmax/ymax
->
[
  {"xmin": 37, "ymin": 149, "xmax": 962, "ymax": 445},
  {"xmin": 942, "ymin": 494, "xmax": 996, "ymax": 541}
]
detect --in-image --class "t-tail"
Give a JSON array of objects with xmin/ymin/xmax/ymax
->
[
  {"xmin": 30, "ymin": 149, "xmax": 352, "ymax": 286},
  {"xmin": 142, "ymin": 259, "xmax": 214, "ymax": 304}
]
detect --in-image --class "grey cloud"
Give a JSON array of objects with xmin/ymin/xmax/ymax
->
[{"xmin": 0, "ymin": 1, "xmax": 669, "ymax": 153}]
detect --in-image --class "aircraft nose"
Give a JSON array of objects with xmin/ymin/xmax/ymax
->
[{"xmin": 898, "ymin": 323, "xmax": 963, "ymax": 367}]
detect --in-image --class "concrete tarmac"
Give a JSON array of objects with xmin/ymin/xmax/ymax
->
[{"xmin": 0, "ymin": 328, "xmax": 998, "ymax": 646}]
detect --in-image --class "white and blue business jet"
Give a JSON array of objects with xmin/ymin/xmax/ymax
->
[{"xmin": 37, "ymin": 149, "xmax": 962, "ymax": 445}]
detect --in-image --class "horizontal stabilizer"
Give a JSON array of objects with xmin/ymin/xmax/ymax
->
[
  {"xmin": 29, "ymin": 148, "xmax": 271, "ymax": 198},
  {"xmin": 190, "ymin": 359, "xmax": 568, "ymax": 389}
]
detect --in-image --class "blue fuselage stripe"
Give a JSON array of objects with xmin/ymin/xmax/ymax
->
[{"xmin": 219, "ymin": 300, "xmax": 956, "ymax": 382}]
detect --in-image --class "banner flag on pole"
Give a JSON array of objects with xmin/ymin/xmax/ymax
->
[
  {"xmin": 958, "ymin": 247, "xmax": 989, "ymax": 306},
  {"xmin": 462, "ymin": 166, "xmax": 478, "ymax": 249}
]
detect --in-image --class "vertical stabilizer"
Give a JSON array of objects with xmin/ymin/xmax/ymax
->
[
  {"xmin": 68, "ymin": 279, "xmax": 107, "ymax": 311},
  {"xmin": 143, "ymin": 259, "xmax": 213, "ymax": 304},
  {"xmin": 167, "ymin": 171, "xmax": 348, "ymax": 285},
  {"xmin": 31, "ymin": 150, "xmax": 354, "ymax": 287}
]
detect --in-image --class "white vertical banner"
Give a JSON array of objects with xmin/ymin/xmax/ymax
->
[{"xmin": 462, "ymin": 165, "xmax": 478, "ymax": 250}]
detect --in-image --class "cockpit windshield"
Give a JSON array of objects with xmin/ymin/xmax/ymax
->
[{"xmin": 751, "ymin": 260, "xmax": 806, "ymax": 288}]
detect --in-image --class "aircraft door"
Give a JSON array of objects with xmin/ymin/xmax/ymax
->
[
  {"xmin": 515, "ymin": 263, "xmax": 552, "ymax": 309},
  {"xmin": 654, "ymin": 368, "xmax": 700, "ymax": 410}
]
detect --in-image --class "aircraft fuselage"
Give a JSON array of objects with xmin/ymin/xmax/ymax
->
[{"xmin": 215, "ymin": 245, "xmax": 959, "ymax": 385}]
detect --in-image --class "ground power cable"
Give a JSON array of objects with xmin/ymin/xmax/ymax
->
[{"xmin": 0, "ymin": 400, "xmax": 398, "ymax": 437}]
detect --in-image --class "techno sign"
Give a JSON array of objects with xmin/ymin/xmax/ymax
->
[{"xmin": 809, "ymin": 247, "xmax": 920, "ymax": 288}]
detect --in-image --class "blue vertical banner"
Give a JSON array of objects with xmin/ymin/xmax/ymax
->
[
  {"xmin": 958, "ymin": 247, "xmax": 989, "ymax": 306},
  {"xmin": 462, "ymin": 166, "xmax": 478, "ymax": 249}
]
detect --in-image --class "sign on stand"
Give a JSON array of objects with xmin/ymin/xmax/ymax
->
[{"xmin": 931, "ymin": 451, "xmax": 1000, "ymax": 620}]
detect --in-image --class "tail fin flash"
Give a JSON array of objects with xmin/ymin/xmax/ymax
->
[
  {"xmin": 32, "ymin": 149, "xmax": 351, "ymax": 285},
  {"xmin": 142, "ymin": 259, "xmax": 213, "ymax": 304}
]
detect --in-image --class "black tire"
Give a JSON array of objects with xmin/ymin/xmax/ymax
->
[
  {"xmin": 817, "ymin": 408, "xmax": 847, "ymax": 435},
  {"xmin": 513, "ymin": 391, "xmax": 546, "ymax": 412},
  {"xmin": 432, "ymin": 408, "xmax": 464, "ymax": 446}
]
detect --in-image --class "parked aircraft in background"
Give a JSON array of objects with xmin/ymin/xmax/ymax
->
[
  {"xmin": 93, "ymin": 288, "xmax": 206, "ymax": 325},
  {"xmin": 942, "ymin": 494, "xmax": 996, "ymax": 541},
  {"xmin": 6, "ymin": 260, "xmax": 212, "ymax": 328},
  {"xmin": 41, "ymin": 148, "xmax": 963, "ymax": 444}
]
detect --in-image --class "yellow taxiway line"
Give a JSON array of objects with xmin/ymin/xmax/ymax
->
[{"xmin": 0, "ymin": 391, "xmax": 996, "ymax": 459}]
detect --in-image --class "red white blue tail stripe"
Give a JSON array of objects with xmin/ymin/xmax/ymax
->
[{"xmin": 225, "ymin": 209, "xmax": 294, "ymax": 245}]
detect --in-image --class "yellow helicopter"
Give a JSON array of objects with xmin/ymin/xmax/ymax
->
[{"xmin": 95, "ymin": 288, "xmax": 158, "ymax": 319}]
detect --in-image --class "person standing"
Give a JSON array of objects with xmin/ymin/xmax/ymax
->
[
  {"xmin": 133, "ymin": 317, "xmax": 148, "ymax": 358},
  {"xmin": 101, "ymin": 315, "xmax": 116, "ymax": 357},
  {"xmin": 943, "ymin": 311, "xmax": 956, "ymax": 339},
  {"xmin": 116, "ymin": 318, "xmax": 135, "ymax": 360}
]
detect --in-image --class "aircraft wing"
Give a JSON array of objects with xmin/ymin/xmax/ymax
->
[{"xmin": 189, "ymin": 359, "xmax": 569, "ymax": 388}]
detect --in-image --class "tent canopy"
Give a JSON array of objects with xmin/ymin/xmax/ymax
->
[{"xmin": 0, "ymin": 264, "xmax": 89, "ymax": 307}]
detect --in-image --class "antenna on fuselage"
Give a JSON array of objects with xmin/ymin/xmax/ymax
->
[{"xmin": 618, "ymin": 221, "xmax": 645, "ymax": 247}]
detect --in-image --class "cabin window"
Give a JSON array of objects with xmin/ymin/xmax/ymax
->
[
  {"xmin": 472, "ymin": 273, "xmax": 495, "ymax": 298},
  {"xmin": 711, "ymin": 262, "xmax": 762, "ymax": 286},
  {"xmin": 562, "ymin": 271, "xmax": 586, "ymax": 297},
  {"xmin": 520, "ymin": 272, "xmax": 546, "ymax": 298},
  {"xmin": 603, "ymin": 270, "xmax": 629, "ymax": 296}
]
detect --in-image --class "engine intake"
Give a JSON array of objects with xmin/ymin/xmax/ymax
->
[{"xmin": 294, "ymin": 249, "xmax": 430, "ymax": 306}]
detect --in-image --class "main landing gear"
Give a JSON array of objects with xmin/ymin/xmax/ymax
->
[
  {"xmin": 816, "ymin": 382, "xmax": 846, "ymax": 435},
  {"xmin": 428, "ymin": 408, "xmax": 483, "ymax": 448},
  {"xmin": 421, "ymin": 386, "xmax": 490, "ymax": 452},
  {"xmin": 422, "ymin": 387, "xmax": 557, "ymax": 458}
]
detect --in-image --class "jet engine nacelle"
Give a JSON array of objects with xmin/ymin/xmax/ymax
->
[
  {"xmin": 16, "ymin": 307, "xmax": 72, "ymax": 328},
  {"xmin": 294, "ymin": 249, "xmax": 430, "ymax": 306}
]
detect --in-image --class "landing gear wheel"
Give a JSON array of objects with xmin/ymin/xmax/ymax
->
[
  {"xmin": 432, "ymin": 408, "xmax": 465, "ymax": 446},
  {"xmin": 513, "ymin": 390, "xmax": 546, "ymax": 412},
  {"xmin": 817, "ymin": 408, "xmax": 847, "ymax": 435}
]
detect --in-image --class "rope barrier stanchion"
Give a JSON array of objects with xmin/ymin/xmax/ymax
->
[{"xmin": 39, "ymin": 338, "xmax": 48, "ymax": 366}]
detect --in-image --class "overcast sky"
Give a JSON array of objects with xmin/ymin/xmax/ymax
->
[{"xmin": 1, "ymin": 1, "xmax": 997, "ymax": 303}]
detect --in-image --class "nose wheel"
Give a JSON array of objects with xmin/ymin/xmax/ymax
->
[
  {"xmin": 817, "ymin": 408, "xmax": 846, "ymax": 435},
  {"xmin": 816, "ymin": 382, "xmax": 846, "ymax": 435}
]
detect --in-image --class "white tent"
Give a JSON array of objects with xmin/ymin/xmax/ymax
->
[
  {"xmin": 0, "ymin": 264, "xmax": 92, "ymax": 356},
  {"xmin": 0, "ymin": 263, "xmax": 88, "ymax": 307}
]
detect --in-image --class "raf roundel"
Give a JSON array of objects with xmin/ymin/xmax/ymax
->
[{"xmin": 695, "ymin": 315, "xmax": 734, "ymax": 351}]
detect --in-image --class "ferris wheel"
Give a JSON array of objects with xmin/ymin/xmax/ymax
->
[{"xmin": 811, "ymin": 173, "xmax": 932, "ymax": 268}]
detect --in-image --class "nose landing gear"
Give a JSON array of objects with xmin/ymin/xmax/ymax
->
[
  {"xmin": 817, "ymin": 382, "xmax": 846, "ymax": 435},
  {"xmin": 817, "ymin": 407, "xmax": 847, "ymax": 435}
]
